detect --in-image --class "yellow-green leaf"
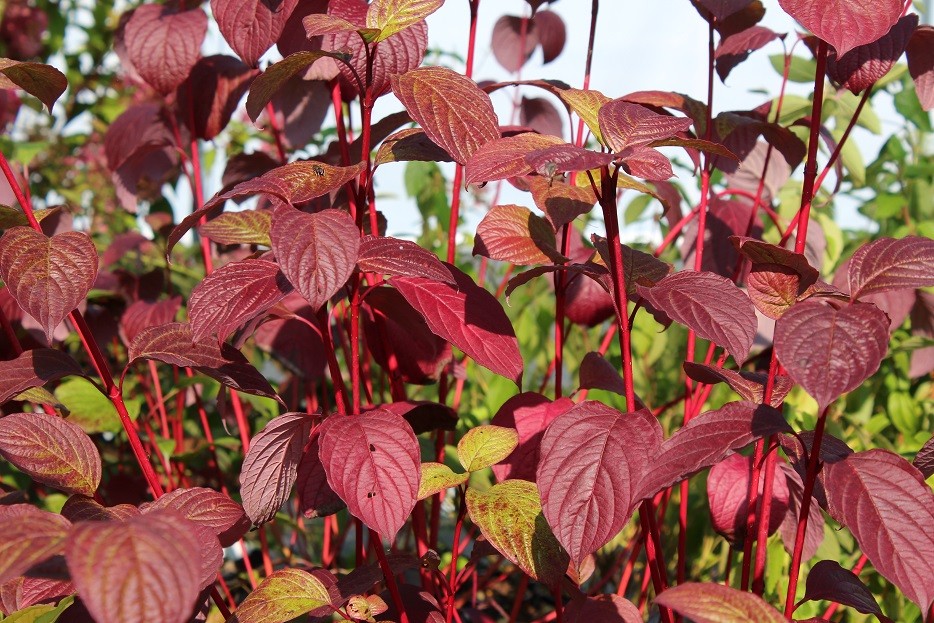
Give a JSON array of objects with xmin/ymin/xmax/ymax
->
[
  {"xmin": 232, "ymin": 568, "xmax": 332, "ymax": 623},
  {"xmin": 457, "ymin": 425, "xmax": 519, "ymax": 472},
  {"xmin": 417, "ymin": 462, "xmax": 468, "ymax": 500},
  {"xmin": 366, "ymin": 0, "xmax": 443, "ymax": 42}
]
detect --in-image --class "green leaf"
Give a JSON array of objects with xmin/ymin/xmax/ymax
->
[
  {"xmin": 54, "ymin": 377, "xmax": 141, "ymax": 434},
  {"xmin": 457, "ymin": 425, "xmax": 519, "ymax": 472},
  {"xmin": 417, "ymin": 462, "xmax": 468, "ymax": 500},
  {"xmin": 231, "ymin": 568, "xmax": 332, "ymax": 623},
  {"xmin": 3, "ymin": 596, "xmax": 74, "ymax": 623},
  {"xmin": 770, "ymin": 54, "xmax": 818, "ymax": 83}
]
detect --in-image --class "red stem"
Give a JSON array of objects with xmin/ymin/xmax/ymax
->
[
  {"xmin": 264, "ymin": 101, "xmax": 288, "ymax": 164},
  {"xmin": 371, "ymin": 529, "xmax": 411, "ymax": 623},
  {"xmin": 793, "ymin": 40, "xmax": 829, "ymax": 254}
]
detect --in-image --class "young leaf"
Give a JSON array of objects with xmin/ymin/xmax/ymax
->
[
  {"xmin": 801, "ymin": 560, "xmax": 886, "ymax": 617},
  {"xmin": 822, "ymin": 450, "xmax": 934, "ymax": 611},
  {"xmin": 655, "ymin": 583, "xmax": 787, "ymax": 623},
  {"xmin": 906, "ymin": 25, "xmax": 934, "ymax": 110},
  {"xmin": 211, "ymin": 0, "xmax": 299, "ymax": 68},
  {"xmin": 491, "ymin": 393, "xmax": 574, "ymax": 483},
  {"xmin": 318, "ymin": 410, "xmax": 421, "ymax": 540},
  {"xmin": 188, "ymin": 258, "xmax": 293, "ymax": 343},
  {"xmin": 0, "ymin": 227, "xmax": 99, "ymax": 345},
  {"xmin": 598, "ymin": 99, "xmax": 693, "ymax": 152},
  {"xmin": 465, "ymin": 479, "xmax": 569, "ymax": 585},
  {"xmin": 537, "ymin": 402, "xmax": 663, "ymax": 567},
  {"xmin": 391, "ymin": 67, "xmax": 500, "ymax": 165},
  {"xmin": 847, "ymin": 236, "xmax": 934, "ymax": 300},
  {"xmin": 357, "ymin": 235, "xmax": 454, "ymax": 283},
  {"xmin": 826, "ymin": 15, "xmax": 917, "ymax": 94},
  {"xmin": 464, "ymin": 132, "xmax": 564, "ymax": 185},
  {"xmin": 141, "ymin": 487, "xmax": 249, "ymax": 548},
  {"xmin": 198, "ymin": 210, "xmax": 272, "ymax": 246},
  {"xmin": 579, "ymin": 352, "xmax": 626, "ymax": 395},
  {"xmin": 65, "ymin": 511, "xmax": 203, "ymax": 623},
  {"xmin": 707, "ymin": 453, "xmax": 788, "ymax": 548},
  {"xmin": 0, "ymin": 348, "xmax": 84, "ymax": 404},
  {"xmin": 246, "ymin": 51, "xmax": 348, "ymax": 121},
  {"xmin": 777, "ymin": 0, "xmax": 903, "ymax": 57},
  {"xmin": 474, "ymin": 204, "xmax": 567, "ymax": 265},
  {"xmin": 124, "ymin": 5, "xmax": 207, "ymax": 95},
  {"xmin": 417, "ymin": 462, "xmax": 468, "ymax": 500},
  {"xmin": 239, "ymin": 413, "xmax": 313, "ymax": 525},
  {"xmin": 636, "ymin": 271, "xmax": 757, "ymax": 364},
  {"xmin": 231, "ymin": 568, "xmax": 333, "ymax": 623},
  {"xmin": 0, "ymin": 412, "xmax": 101, "ymax": 497},
  {"xmin": 0, "ymin": 59, "xmax": 67, "ymax": 111},
  {"xmin": 366, "ymin": 0, "xmax": 443, "ymax": 42},
  {"xmin": 391, "ymin": 265, "xmax": 524, "ymax": 385},
  {"xmin": 270, "ymin": 206, "xmax": 361, "ymax": 311},
  {"xmin": 774, "ymin": 300, "xmax": 890, "ymax": 411},
  {"xmin": 0, "ymin": 511, "xmax": 70, "ymax": 585},
  {"xmin": 683, "ymin": 362, "xmax": 794, "ymax": 407},
  {"xmin": 564, "ymin": 594, "xmax": 641, "ymax": 623},
  {"xmin": 457, "ymin": 425, "xmax": 519, "ymax": 473}
]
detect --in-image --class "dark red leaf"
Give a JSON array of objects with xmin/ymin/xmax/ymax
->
[
  {"xmin": 774, "ymin": 300, "xmax": 889, "ymax": 411},
  {"xmin": 374, "ymin": 128, "xmax": 454, "ymax": 166},
  {"xmin": 474, "ymin": 204, "xmax": 566, "ymax": 265},
  {"xmin": 0, "ymin": 227, "xmax": 99, "ymax": 345},
  {"xmin": 0, "ymin": 59, "xmax": 67, "ymax": 112},
  {"xmin": 464, "ymin": 132, "xmax": 563, "ymax": 185},
  {"xmin": 534, "ymin": 10, "xmax": 566, "ymax": 64},
  {"xmin": 119, "ymin": 297, "xmax": 182, "ymax": 346},
  {"xmin": 65, "ymin": 511, "xmax": 203, "ymax": 623},
  {"xmin": 377, "ymin": 401, "xmax": 458, "ymax": 434},
  {"xmin": 732, "ymin": 236, "xmax": 819, "ymax": 319},
  {"xmin": 199, "ymin": 210, "xmax": 272, "ymax": 246},
  {"xmin": 802, "ymin": 560, "xmax": 884, "ymax": 616},
  {"xmin": 239, "ymin": 412, "xmax": 313, "ymax": 525},
  {"xmin": 0, "ymin": 348, "xmax": 83, "ymax": 404},
  {"xmin": 141, "ymin": 487, "xmax": 249, "ymax": 548},
  {"xmin": 296, "ymin": 436, "xmax": 344, "ymax": 518},
  {"xmin": 707, "ymin": 453, "xmax": 788, "ymax": 548},
  {"xmin": 683, "ymin": 362, "xmax": 794, "ymax": 407},
  {"xmin": 578, "ymin": 352, "xmax": 626, "ymax": 396},
  {"xmin": 391, "ymin": 265, "xmax": 524, "ymax": 384},
  {"xmin": 715, "ymin": 26, "xmax": 780, "ymax": 81},
  {"xmin": 520, "ymin": 96, "xmax": 563, "ymax": 139},
  {"xmin": 564, "ymin": 594, "xmax": 641, "ymax": 623},
  {"xmin": 620, "ymin": 147, "xmax": 675, "ymax": 181},
  {"xmin": 909, "ymin": 291, "xmax": 934, "ymax": 378},
  {"xmin": 636, "ymin": 271, "xmax": 757, "ymax": 364},
  {"xmin": 491, "ymin": 15, "xmax": 538, "ymax": 73},
  {"xmin": 656, "ymin": 583, "xmax": 787, "ymax": 623},
  {"xmin": 269, "ymin": 73, "xmax": 331, "ymax": 150},
  {"xmin": 124, "ymin": 5, "xmax": 207, "ymax": 95},
  {"xmin": 178, "ymin": 55, "xmax": 258, "ymax": 140},
  {"xmin": 245, "ymin": 51, "xmax": 347, "ymax": 122},
  {"xmin": 61, "ymin": 495, "xmax": 141, "ymax": 523},
  {"xmin": 914, "ymin": 434, "xmax": 934, "ymax": 479},
  {"xmin": 318, "ymin": 409, "xmax": 420, "ymax": 540},
  {"xmin": 253, "ymin": 292, "xmax": 327, "ymax": 379},
  {"xmin": 525, "ymin": 143, "xmax": 616, "ymax": 176},
  {"xmin": 357, "ymin": 235, "xmax": 453, "ymax": 283},
  {"xmin": 847, "ymin": 236, "xmax": 934, "ymax": 300},
  {"xmin": 491, "ymin": 393, "xmax": 574, "ymax": 483},
  {"xmin": 598, "ymin": 99, "xmax": 693, "ymax": 152},
  {"xmin": 822, "ymin": 450, "xmax": 934, "ymax": 611},
  {"xmin": 271, "ymin": 206, "xmax": 360, "ymax": 311},
  {"xmin": 0, "ymin": 510, "xmax": 69, "ymax": 585},
  {"xmin": 277, "ymin": 0, "xmax": 328, "ymax": 56},
  {"xmin": 777, "ymin": 0, "xmax": 903, "ymax": 57},
  {"xmin": 826, "ymin": 15, "xmax": 917, "ymax": 94},
  {"xmin": 528, "ymin": 177, "xmax": 596, "ymax": 230},
  {"xmin": 391, "ymin": 67, "xmax": 500, "ymax": 165},
  {"xmin": 212, "ymin": 0, "xmax": 299, "ymax": 68},
  {"xmin": 907, "ymin": 25, "xmax": 934, "ymax": 110},
  {"xmin": 188, "ymin": 258, "xmax": 293, "ymax": 343},
  {"xmin": 537, "ymin": 402, "xmax": 662, "ymax": 566},
  {"xmin": 591, "ymin": 236, "xmax": 673, "ymax": 296},
  {"xmin": 695, "ymin": 0, "xmax": 754, "ymax": 20},
  {"xmin": 778, "ymin": 462, "xmax": 824, "ymax": 562}
]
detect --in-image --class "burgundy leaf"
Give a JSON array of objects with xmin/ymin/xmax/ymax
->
[
  {"xmin": 909, "ymin": 291, "xmax": 934, "ymax": 378},
  {"xmin": 715, "ymin": 26, "xmax": 780, "ymax": 81},
  {"xmin": 391, "ymin": 265, "xmax": 524, "ymax": 384},
  {"xmin": 822, "ymin": 450, "xmax": 934, "ymax": 611},
  {"xmin": 696, "ymin": 0, "xmax": 754, "ymax": 21},
  {"xmin": 732, "ymin": 236, "xmax": 819, "ymax": 319},
  {"xmin": 528, "ymin": 177, "xmax": 596, "ymax": 230},
  {"xmin": 537, "ymin": 402, "xmax": 662, "ymax": 566},
  {"xmin": 598, "ymin": 99, "xmax": 693, "ymax": 152},
  {"xmin": 578, "ymin": 352, "xmax": 626, "ymax": 395},
  {"xmin": 0, "ymin": 348, "xmax": 83, "ymax": 404},
  {"xmin": 119, "ymin": 296, "xmax": 182, "ymax": 346},
  {"xmin": 374, "ymin": 128, "xmax": 454, "ymax": 166},
  {"xmin": 0, "ymin": 227, "xmax": 99, "ymax": 345},
  {"xmin": 391, "ymin": 67, "xmax": 500, "ymax": 165},
  {"xmin": 269, "ymin": 74, "xmax": 331, "ymax": 150},
  {"xmin": 128, "ymin": 322, "xmax": 280, "ymax": 402},
  {"xmin": 707, "ymin": 453, "xmax": 788, "ymax": 548},
  {"xmin": 491, "ymin": 393, "xmax": 573, "ymax": 483},
  {"xmin": 591, "ymin": 235, "xmax": 673, "ymax": 296},
  {"xmin": 65, "ymin": 511, "xmax": 203, "ymax": 623},
  {"xmin": 188, "ymin": 258, "xmax": 293, "ymax": 343},
  {"xmin": 915, "ymin": 434, "xmax": 934, "ymax": 479},
  {"xmin": 534, "ymin": 10, "xmax": 566, "ymax": 64},
  {"xmin": 141, "ymin": 487, "xmax": 249, "ymax": 548},
  {"xmin": 464, "ymin": 132, "xmax": 563, "ymax": 185},
  {"xmin": 357, "ymin": 235, "xmax": 454, "ymax": 283},
  {"xmin": 826, "ymin": 15, "xmax": 917, "ymax": 94},
  {"xmin": 474, "ymin": 204, "xmax": 566, "ymax": 265},
  {"xmin": 635, "ymin": 401, "xmax": 792, "ymax": 502},
  {"xmin": 0, "ymin": 59, "xmax": 67, "ymax": 112},
  {"xmin": 318, "ymin": 409, "xmax": 420, "ymax": 540},
  {"xmin": 124, "ymin": 5, "xmax": 207, "ymax": 95},
  {"xmin": 377, "ymin": 401, "xmax": 458, "ymax": 434},
  {"xmin": 620, "ymin": 146, "xmax": 675, "ymax": 181},
  {"xmin": 253, "ymin": 292, "xmax": 327, "ymax": 379},
  {"xmin": 199, "ymin": 210, "xmax": 272, "ymax": 246},
  {"xmin": 178, "ymin": 55, "xmax": 258, "ymax": 140},
  {"xmin": 245, "ymin": 50, "xmax": 346, "ymax": 122},
  {"xmin": 778, "ymin": 462, "xmax": 824, "ymax": 562},
  {"xmin": 564, "ymin": 594, "xmax": 641, "ymax": 623},
  {"xmin": 802, "ymin": 560, "xmax": 884, "ymax": 616},
  {"xmin": 519, "ymin": 96, "xmax": 563, "ymax": 139},
  {"xmin": 525, "ymin": 143, "xmax": 616, "ymax": 176},
  {"xmin": 491, "ymin": 15, "xmax": 538, "ymax": 73},
  {"xmin": 636, "ymin": 271, "xmax": 757, "ymax": 364},
  {"xmin": 907, "ymin": 25, "xmax": 934, "ymax": 110},
  {"xmin": 0, "ymin": 511, "xmax": 69, "ymax": 585},
  {"xmin": 774, "ymin": 300, "xmax": 889, "ymax": 411},
  {"xmin": 0, "ymin": 412, "xmax": 100, "ymax": 496},
  {"xmin": 270, "ymin": 206, "xmax": 360, "ymax": 311},
  {"xmin": 847, "ymin": 236, "xmax": 934, "ymax": 300},
  {"xmin": 296, "ymin": 436, "xmax": 344, "ymax": 518},
  {"xmin": 61, "ymin": 495, "xmax": 141, "ymax": 523},
  {"xmin": 683, "ymin": 362, "xmax": 794, "ymax": 407},
  {"xmin": 239, "ymin": 412, "xmax": 313, "ymax": 525},
  {"xmin": 212, "ymin": 0, "xmax": 299, "ymax": 68},
  {"xmin": 777, "ymin": 0, "xmax": 903, "ymax": 57},
  {"xmin": 656, "ymin": 583, "xmax": 787, "ymax": 623}
]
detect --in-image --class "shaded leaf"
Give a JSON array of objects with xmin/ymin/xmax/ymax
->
[
  {"xmin": 534, "ymin": 10, "xmax": 566, "ymax": 64},
  {"xmin": 778, "ymin": 462, "xmax": 824, "ymax": 562},
  {"xmin": 142, "ymin": 487, "xmax": 249, "ymax": 548},
  {"xmin": 61, "ymin": 495, "xmax": 141, "ymax": 523},
  {"xmin": 366, "ymin": 0, "xmax": 442, "ymax": 42},
  {"xmin": 464, "ymin": 132, "xmax": 563, "ymax": 185},
  {"xmin": 120, "ymin": 297, "xmax": 182, "ymax": 347},
  {"xmin": 198, "ymin": 210, "xmax": 272, "ymax": 246},
  {"xmin": 907, "ymin": 25, "xmax": 934, "ymax": 110},
  {"xmin": 591, "ymin": 235, "xmax": 672, "ymax": 296},
  {"xmin": 732, "ymin": 236, "xmax": 819, "ymax": 319},
  {"xmin": 491, "ymin": 15, "xmax": 538, "ymax": 73},
  {"xmin": 491, "ymin": 393, "xmax": 574, "ymax": 483},
  {"xmin": 777, "ymin": 0, "xmax": 903, "ymax": 57},
  {"xmin": 564, "ymin": 594, "xmax": 641, "ymax": 623},
  {"xmin": 0, "ymin": 59, "xmax": 66, "ymax": 111},
  {"xmin": 296, "ymin": 436, "xmax": 344, "ymax": 519},
  {"xmin": 802, "ymin": 560, "xmax": 884, "ymax": 616},
  {"xmin": 212, "ymin": 0, "xmax": 299, "ymax": 68},
  {"xmin": 374, "ymin": 128, "xmax": 454, "ymax": 166},
  {"xmin": 178, "ymin": 55, "xmax": 259, "ymax": 140},
  {"xmin": 358, "ymin": 235, "xmax": 453, "ymax": 283},
  {"xmin": 915, "ymin": 435, "xmax": 934, "ymax": 479},
  {"xmin": 655, "ymin": 583, "xmax": 787, "ymax": 623},
  {"xmin": 0, "ymin": 511, "xmax": 70, "ymax": 585},
  {"xmin": 707, "ymin": 453, "xmax": 788, "ymax": 548},
  {"xmin": 578, "ymin": 352, "xmax": 626, "ymax": 395},
  {"xmin": 245, "ymin": 51, "xmax": 348, "ymax": 122},
  {"xmin": 528, "ymin": 177, "xmax": 596, "ymax": 230},
  {"xmin": 231, "ymin": 568, "xmax": 332, "ymax": 623},
  {"xmin": 847, "ymin": 236, "xmax": 934, "ymax": 300},
  {"xmin": 826, "ymin": 15, "xmax": 917, "ymax": 94},
  {"xmin": 0, "ymin": 349, "xmax": 84, "ymax": 405},
  {"xmin": 417, "ymin": 462, "xmax": 468, "ymax": 501},
  {"xmin": 715, "ymin": 26, "xmax": 780, "ymax": 81},
  {"xmin": 520, "ymin": 96, "xmax": 563, "ymax": 139},
  {"xmin": 457, "ymin": 425, "xmax": 519, "ymax": 473},
  {"xmin": 696, "ymin": 0, "xmax": 755, "ymax": 21},
  {"xmin": 683, "ymin": 362, "xmax": 793, "ymax": 407},
  {"xmin": 124, "ymin": 5, "xmax": 207, "ymax": 95},
  {"xmin": 474, "ymin": 204, "xmax": 566, "ymax": 265}
]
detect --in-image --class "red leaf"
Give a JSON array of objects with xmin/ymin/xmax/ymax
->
[
  {"xmin": 715, "ymin": 25, "xmax": 781, "ymax": 81},
  {"xmin": 915, "ymin": 434, "xmax": 934, "ymax": 479},
  {"xmin": 907, "ymin": 25, "xmax": 934, "ymax": 110},
  {"xmin": 591, "ymin": 235, "xmax": 673, "ymax": 296},
  {"xmin": 142, "ymin": 487, "xmax": 249, "ymax": 548},
  {"xmin": 778, "ymin": 462, "xmax": 824, "ymax": 562},
  {"xmin": 655, "ymin": 583, "xmax": 787, "ymax": 623},
  {"xmin": 65, "ymin": 511, "xmax": 204, "ymax": 623},
  {"xmin": 253, "ymin": 292, "xmax": 327, "ymax": 379},
  {"xmin": 826, "ymin": 15, "xmax": 917, "ymax": 94},
  {"xmin": 212, "ymin": 0, "xmax": 299, "ymax": 67},
  {"xmin": 124, "ymin": 5, "xmax": 207, "ymax": 95},
  {"xmin": 847, "ymin": 236, "xmax": 934, "ymax": 300},
  {"xmin": 318, "ymin": 409, "xmax": 421, "ymax": 540},
  {"xmin": 0, "ymin": 510, "xmax": 70, "ymax": 585},
  {"xmin": 188, "ymin": 258, "xmax": 293, "ymax": 343},
  {"xmin": 374, "ymin": 128, "xmax": 454, "ymax": 166},
  {"xmin": 491, "ymin": 393, "xmax": 573, "ymax": 483},
  {"xmin": 822, "ymin": 450, "xmax": 934, "ymax": 611},
  {"xmin": 491, "ymin": 15, "xmax": 538, "ymax": 73},
  {"xmin": 695, "ymin": 0, "xmax": 754, "ymax": 21},
  {"xmin": 802, "ymin": 560, "xmax": 884, "ymax": 617},
  {"xmin": 199, "ymin": 210, "xmax": 272, "ymax": 246},
  {"xmin": 239, "ymin": 413, "xmax": 313, "ymax": 525},
  {"xmin": 178, "ymin": 55, "xmax": 258, "ymax": 140},
  {"xmin": 119, "ymin": 296, "xmax": 182, "ymax": 346},
  {"xmin": 0, "ymin": 227, "xmax": 99, "ymax": 345},
  {"xmin": 774, "ymin": 300, "xmax": 889, "ymax": 411},
  {"xmin": 128, "ymin": 322, "xmax": 280, "ymax": 402},
  {"xmin": 537, "ymin": 402, "xmax": 662, "ymax": 566},
  {"xmin": 578, "ymin": 352, "xmax": 626, "ymax": 396},
  {"xmin": 525, "ymin": 143, "xmax": 616, "ymax": 176},
  {"xmin": 598, "ymin": 99, "xmax": 693, "ymax": 152},
  {"xmin": 777, "ymin": 0, "xmax": 903, "ymax": 57},
  {"xmin": 564, "ymin": 594, "xmax": 641, "ymax": 623},
  {"xmin": 391, "ymin": 265, "xmax": 524, "ymax": 384},
  {"xmin": 707, "ymin": 453, "xmax": 788, "ymax": 548},
  {"xmin": 474, "ymin": 204, "xmax": 566, "ymax": 265},
  {"xmin": 296, "ymin": 436, "xmax": 344, "ymax": 518},
  {"xmin": 0, "ymin": 412, "xmax": 100, "ymax": 496},
  {"xmin": 0, "ymin": 59, "xmax": 67, "ymax": 112},
  {"xmin": 61, "ymin": 495, "xmax": 141, "ymax": 523},
  {"xmin": 520, "ymin": 96, "xmax": 564, "ymax": 139},
  {"xmin": 683, "ymin": 362, "xmax": 793, "ymax": 407},
  {"xmin": 534, "ymin": 10, "xmax": 566, "ymax": 64},
  {"xmin": 528, "ymin": 177, "xmax": 596, "ymax": 230},
  {"xmin": 271, "ymin": 206, "xmax": 361, "ymax": 311},
  {"xmin": 464, "ymin": 132, "xmax": 563, "ymax": 185},
  {"xmin": 635, "ymin": 401, "xmax": 792, "ymax": 502},
  {"xmin": 732, "ymin": 236, "xmax": 819, "ymax": 319},
  {"xmin": 391, "ymin": 67, "xmax": 500, "ymax": 165},
  {"xmin": 636, "ymin": 271, "xmax": 757, "ymax": 364},
  {"xmin": 245, "ymin": 50, "xmax": 348, "ymax": 122},
  {"xmin": 0, "ymin": 348, "xmax": 84, "ymax": 404},
  {"xmin": 357, "ymin": 235, "xmax": 454, "ymax": 283}
]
